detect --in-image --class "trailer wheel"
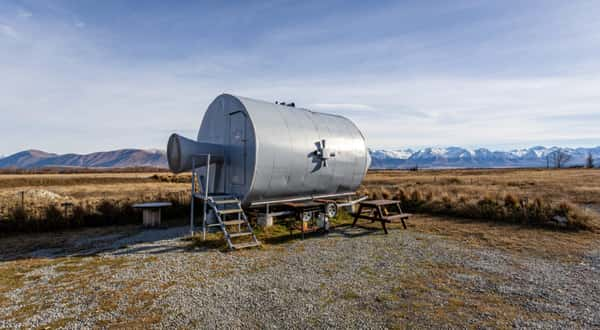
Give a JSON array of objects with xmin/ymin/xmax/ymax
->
[
  {"xmin": 301, "ymin": 211, "xmax": 312, "ymax": 222},
  {"xmin": 325, "ymin": 203, "xmax": 337, "ymax": 218}
]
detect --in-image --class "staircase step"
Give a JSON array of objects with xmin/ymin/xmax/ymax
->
[
  {"xmin": 200, "ymin": 197, "xmax": 261, "ymax": 250},
  {"xmin": 209, "ymin": 194, "xmax": 234, "ymax": 198},
  {"xmin": 218, "ymin": 209, "xmax": 243, "ymax": 215},
  {"xmin": 213, "ymin": 199, "xmax": 239, "ymax": 204},
  {"xmin": 222, "ymin": 220, "xmax": 245, "ymax": 226},
  {"xmin": 193, "ymin": 193, "xmax": 235, "ymax": 200},
  {"xmin": 229, "ymin": 231, "xmax": 253, "ymax": 238},
  {"xmin": 231, "ymin": 241, "xmax": 260, "ymax": 249}
]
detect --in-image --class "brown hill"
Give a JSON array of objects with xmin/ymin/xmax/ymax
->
[{"xmin": 0, "ymin": 149, "xmax": 167, "ymax": 169}]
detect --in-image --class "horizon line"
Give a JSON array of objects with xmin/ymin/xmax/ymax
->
[{"xmin": 2, "ymin": 144, "xmax": 600, "ymax": 158}]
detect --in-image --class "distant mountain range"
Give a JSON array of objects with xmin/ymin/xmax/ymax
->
[
  {"xmin": 370, "ymin": 146, "xmax": 600, "ymax": 169},
  {"xmin": 0, "ymin": 149, "xmax": 167, "ymax": 169},
  {"xmin": 0, "ymin": 146, "xmax": 598, "ymax": 169}
]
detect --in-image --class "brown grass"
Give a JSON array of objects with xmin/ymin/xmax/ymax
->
[
  {"xmin": 361, "ymin": 168, "xmax": 600, "ymax": 231},
  {"xmin": 1, "ymin": 168, "xmax": 600, "ymax": 233},
  {"xmin": 0, "ymin": 172, "xmax": 191, "ymax": 233},
  {"xmin": 408, "ymin": 214, "xmax": 599, "ymax": 261},
  {"xmin": 365, "ymin": 168, "xmax": 600, "ymax": 205}
]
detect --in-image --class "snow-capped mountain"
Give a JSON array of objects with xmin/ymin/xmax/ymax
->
[
  {"xmin": 1, "ymin": 146, "xmax": 599, "ymax": 169},
  {"xmin": 370, "ymin": 149, "xmax": 413, "ymax": 160},
  {"xmin": 369, "ymin": 146, "xmax": 600, "ymax": 169}
]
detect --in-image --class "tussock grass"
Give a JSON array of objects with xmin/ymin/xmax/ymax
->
[
  {"xmin": 0, "ymin": 172, "xmax": 192, "ymax": 234},
  {"xmin": 362, "ymin": 169, "xmax": 600, "ymax": 231},
  {"xmin": 0, "ymin": 194, "xmax": 190, "ymax": 234},
  {"xmin": 2, "ymin": 168, "xmax": 599, "ymax": 233}
]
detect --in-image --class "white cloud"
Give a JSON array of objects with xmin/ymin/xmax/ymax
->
[
  {"xmin": 0, "ymin": 24, "xmax": 18, "ymax": 39},
  {"xmin": 18, "ymin": 10, "xmax": 32, "ymax": 18},
  {"xmin": 6, "ymin": 59, "xmax": 600, "ymax": 153},
  {"xmin": 235, "ymin": 76, "xmax": 600, "ymax": 149},
  {"xmin": 310, "ymin": 103, "xmax": 375, "ymax": 112},
  {"xmin": 1, "ymin": 1, "xmax": 599, "ymax": 154}
]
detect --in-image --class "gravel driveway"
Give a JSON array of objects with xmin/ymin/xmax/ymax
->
[{"xmin": 0, "ymin": 221, "xmax": 598, "ymax": 329}]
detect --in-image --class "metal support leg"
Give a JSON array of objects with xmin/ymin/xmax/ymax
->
[
  {"xmin": 190, "ymin": 159, "xmax": 195, "ymax": 236},
  {"xmin": 203, "ymin": 154, "xmax": 211, "ymax": 241}
]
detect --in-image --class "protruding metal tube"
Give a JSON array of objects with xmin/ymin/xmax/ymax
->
[{"xmin": 167, "ymin": 133, "xmax": 225, "ymax": 173}]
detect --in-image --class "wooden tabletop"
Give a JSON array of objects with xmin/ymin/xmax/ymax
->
[{"xmin": 359, "ymin": 199, "xmax": 399, "ymax": 207}]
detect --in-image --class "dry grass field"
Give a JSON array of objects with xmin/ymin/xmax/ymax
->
[
  {"xmin": 1, "ymin": 168, "xmax": 599, "ymax": 232},
  {"xmin": 365, "ymin": 168, "xmax": 600, "ymax": 207},
  {"xmin": 0, "ymin": 168, "xmax": 599, "ymax": 328},
  {"xmin": 0, "ymin": 172, "xmax": 190, "ymax": 232},
  {"xmin": 361, "ymin": 168, "xmax": 600, "ymax": 231},
  {"xmin": 0, "ymin": 172, "xmax": 189, "ymax": 207}
]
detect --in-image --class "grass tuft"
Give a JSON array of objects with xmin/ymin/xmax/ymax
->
[{"xmin": 377, "ymin": 186, "xmax": 599, "ymax": 231}]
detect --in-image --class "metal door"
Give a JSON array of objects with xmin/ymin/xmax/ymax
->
[{"xmin": 228, "ymin": 111, "xmax": 247, "ymax": 188}]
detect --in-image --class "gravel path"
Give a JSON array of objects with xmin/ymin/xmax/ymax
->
[{"xmin": 0, "ymin": 223, "xmax": 598, "ymax": 329}]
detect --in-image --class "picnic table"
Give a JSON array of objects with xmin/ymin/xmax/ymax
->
[
  {"xmin": 132, "ymin": 202, "xmax": 172, "ymax": 228},
  {"xmin": 351, "ymin": 200, "xmax": 410, "ymax": 234}
]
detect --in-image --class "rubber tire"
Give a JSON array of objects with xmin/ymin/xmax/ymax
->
[
  {"xmin": 325, "ymin": 203, "xmax": 337, "ymax": 218},
  {"xmin": 302, "ymin": 211, "xmax": 312, "ymax": 222}
]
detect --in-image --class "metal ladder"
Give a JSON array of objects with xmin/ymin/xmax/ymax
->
[
  {"xmin": 205, "ymin": 195, "xmax": 260, "ymax": 250},
  {"xmin": 189, "ymin": 154, "xmax": 259, "ymax": 250}
]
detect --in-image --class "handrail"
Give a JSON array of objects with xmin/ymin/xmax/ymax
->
[{"xmin": 189, "ymin": 154, "xmax": 212, "ymax": 240}]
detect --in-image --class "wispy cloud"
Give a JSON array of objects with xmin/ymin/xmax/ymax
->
[
  {"xmin": 310, "ymin": 103, "xmax": 375, "ymax": 112},
  {"xmin": 0, "ymin": 24, "xmax": 18, "ymax": 39},
  {"xmin": 17, "ymin": 9, "xmax": 32, "ymax": 18},
  {"xmin": 0, "ymin": 1, "xmax": 599, "ymax": 154}
]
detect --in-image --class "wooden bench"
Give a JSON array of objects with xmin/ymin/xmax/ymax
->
[
  {"xmin": 132, "ymin": 202, "xmax": 172, "ymax": 228},
  {"xmin": 351, "ymin": 200, "xmax": 411, "ymax": 234}
]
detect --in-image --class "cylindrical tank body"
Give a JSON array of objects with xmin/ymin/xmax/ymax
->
[{"xmin": 181, "ymin": 94, "xmax": 370, "ymax": 205}]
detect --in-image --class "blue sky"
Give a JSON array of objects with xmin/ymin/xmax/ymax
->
[{"xmin": 1, "ymin": 0, "xmax": 600, "ymax": 155}]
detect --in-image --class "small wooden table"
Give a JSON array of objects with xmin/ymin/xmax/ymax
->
[
  {"xmin": 351, "ymin": 200, "xmax": 410, "ymax": 234},
  {"xmin": 133, "ymin": 202, "xmax": 172, "ymax": 228}
]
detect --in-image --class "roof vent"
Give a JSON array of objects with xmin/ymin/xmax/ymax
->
[{"xmin": 275, "ymin": 101, "xmax": 295, "ymax": 107}]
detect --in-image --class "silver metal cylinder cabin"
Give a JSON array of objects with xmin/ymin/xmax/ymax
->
[{"xmin": 167, "ymin": 94, "xmax": 370, "ymax": 206}]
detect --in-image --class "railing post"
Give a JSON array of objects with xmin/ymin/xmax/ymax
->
[
  {"xmin": 203, "ymin": 154, "xmax": 211, "ymax": 241},
  {"xmin": 190, "ymin": 158, "xmax": 195, "ymax": 236}
]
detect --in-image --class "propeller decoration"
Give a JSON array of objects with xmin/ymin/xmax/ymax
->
[{"xmin": 315, "ymin": 139, "xmax": 336, "ymax": 167}]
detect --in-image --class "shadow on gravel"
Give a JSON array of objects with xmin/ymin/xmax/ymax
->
[
  {"xmin": 188, "ymin": 221, "xmax": 388, "ymax": 251},
  {"xmin": 2, "ymin": 217, "xmax": 404, "ymax": 261},
  {"xmin": 331, "ymin": 224, "xmax": 384, "ymax": 238},
  {"xmin": 0, "ymin": 225, "xmax": 190, "ymax": 262},
  {"xmin": 111, "ymin": 244, "xmax": 185, "ymax": 256},
  {"xmin": 255, "ymin": 223, "xmax": 385, "ymax": 247}
]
